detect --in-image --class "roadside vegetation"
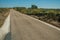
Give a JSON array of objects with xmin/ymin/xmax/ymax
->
[
  {"xmin": 0, "ymin": 8, "xmax": 10, "ymax": 27},
  {"xmin": 13, "ymin": 5, "xmax": 60, "ymax": 28}
]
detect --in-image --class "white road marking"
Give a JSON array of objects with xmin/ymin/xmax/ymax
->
[
  {"xmin": 0, "ymin": 14, "xmax": 10, "ymax": 40},
  {"xmin": 13, "ymin": 11, "xmax": 60, "ymax": 31},
  {"xmin": 27, "ymin": 15, "xmax": 60, "ymax": 31},
  {"xmin": 16, "ymin": 11, "xmax": 60, "ymax": 31}
]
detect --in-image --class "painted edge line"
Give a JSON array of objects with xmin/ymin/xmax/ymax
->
[
  {"xmin": 30, "ymin": 16, "xmax": 60, "ymax": 31},
  {"xmin": 23, "ymin": 14, "xmax": 60, "ymax": 31},
  {"xmin": 16, "ymin": 10, "xmax": 60, "ymax": 31}
]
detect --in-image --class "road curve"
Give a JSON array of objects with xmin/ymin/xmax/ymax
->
[{"xmin": 10, "ymin": 9, "xmax": 60, "ymax": 40}]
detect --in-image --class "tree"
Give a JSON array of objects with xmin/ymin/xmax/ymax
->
[{"xmin": 31, "ymin": 5, "xmax": 38, "ymax": 9}]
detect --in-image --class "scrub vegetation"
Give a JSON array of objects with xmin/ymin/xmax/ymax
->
[
  {"xmin": 13, "ymin": 5, "xmax": 60, "ymax": 28},
  {"xmin": 0, "ymin": 8, "xmax": 10, "ymax": 27}
]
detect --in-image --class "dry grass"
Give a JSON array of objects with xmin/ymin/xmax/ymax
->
[{"xmin": 0, "ymin": 8, "xmax": 10, "ymax": 27}]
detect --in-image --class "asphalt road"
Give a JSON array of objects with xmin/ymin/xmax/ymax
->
[{"xmin": 10, "ymin": 9, "xmax": 60, "ymax": 40}]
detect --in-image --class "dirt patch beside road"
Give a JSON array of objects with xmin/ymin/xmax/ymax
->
[{"xmin": 0, "ymin": 8, "xmax": 10, "ymax": 27}]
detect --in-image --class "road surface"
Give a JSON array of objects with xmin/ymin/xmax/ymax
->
[{"xmin": 10, "ymin": 9, "xmax": 60, "ymax": 40}]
